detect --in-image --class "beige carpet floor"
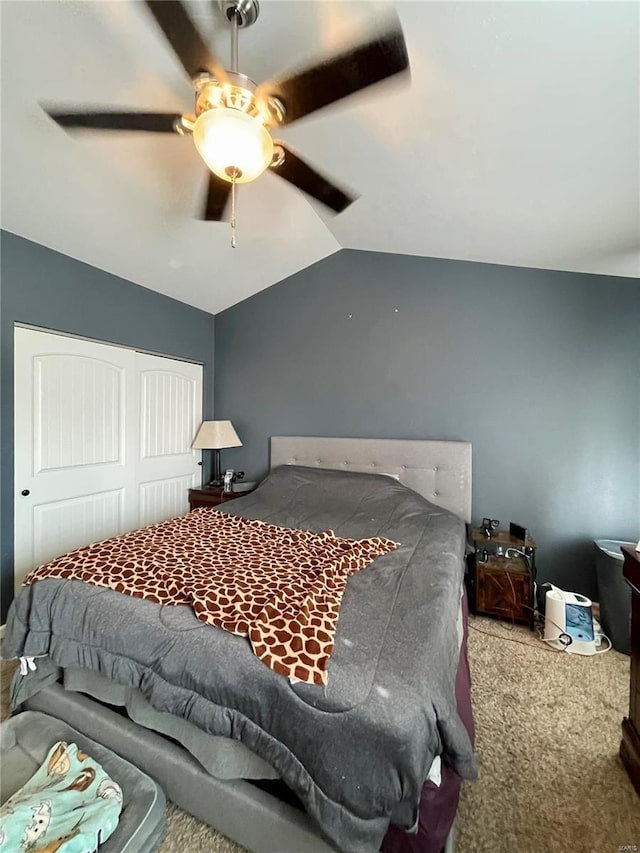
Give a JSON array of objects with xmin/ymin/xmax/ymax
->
[{"xmin": 2, "ymin": 616, "xmax": 639, "ymax": 853}]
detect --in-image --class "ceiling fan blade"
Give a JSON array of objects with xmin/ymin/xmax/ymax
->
[
  {"xmin": 144, "ymin": 0, "xmax": 227, "ymax": 83},
  {"xmin": 256, "ymin": 20, "xmax": 409, "ymax": 126},
  {"xmin": 270, "ymin": 144, "xmax": 357, "ymax": 213},
  {"xmin": 45, "ymin": 110, "xmax": 184, "ymax": 133},
  {"xmin": 201, "ymin": 172, "xmax": 232, "ymax": 221}
]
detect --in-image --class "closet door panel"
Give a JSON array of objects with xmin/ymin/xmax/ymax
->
[
  {"xmin": 33, "ymin": 489, "xmax": 124, "ymax": 568},
  {"xmin": 136, "ymin": 353, "xmax": 203, "ymax": 526},
  {"xmin": 141, "ymin": 371, "xmax": 196, "ymax": 460},
  {"xmin": 14, "ymin": 328, "xmax": 137, "ymax": 592},
  {"xmin": 34, "ymin": 355, "xmax": 122, "ymax": 472},
  {"xmin": 139, "ymin": 475, "xmax": 195, "ymax": 528}
]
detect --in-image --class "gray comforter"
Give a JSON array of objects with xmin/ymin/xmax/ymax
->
[{"xmin": 4, "ymin": 465, "xmax": 476, "ymax": 853}]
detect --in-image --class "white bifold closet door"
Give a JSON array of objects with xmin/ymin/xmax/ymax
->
[{"xmin": 14, "ymin": 327, "xmax": 203, "ymax": 594}]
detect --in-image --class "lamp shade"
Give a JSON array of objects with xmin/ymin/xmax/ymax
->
[
  {"xmin": 192, "ymin": 420, "xmax": 242, "ymax": 450},
  {"xmin": 193, "ymin": 108, "xmax": 273, "ymax": 184}
]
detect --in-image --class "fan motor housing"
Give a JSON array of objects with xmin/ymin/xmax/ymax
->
[
  {"xmin": 195, "ymin": 72, "xmax": 259, "ymax": 118},
  {"xmin": 194, "ymin": 73, "xmax": 285, "ymax": 128}
]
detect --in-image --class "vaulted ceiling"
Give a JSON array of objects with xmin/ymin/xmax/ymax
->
[{"xmin": 1, "ymin": 1, "xmax": 638, "ymax": 314}]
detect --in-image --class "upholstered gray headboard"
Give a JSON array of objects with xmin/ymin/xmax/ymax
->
[{"xmin": 270, "ymin": 436, "xmax": 472, "ymax": 523}]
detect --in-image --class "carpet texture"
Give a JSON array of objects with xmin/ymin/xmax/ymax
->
[{"xmin": 2, "ymin": 616, "xmax": 639, "ymax": 852}]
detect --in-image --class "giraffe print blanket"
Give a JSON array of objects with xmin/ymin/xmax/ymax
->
[{"xmin": 25, "ymin": 510, "xmax": 397, "ymax": 685}]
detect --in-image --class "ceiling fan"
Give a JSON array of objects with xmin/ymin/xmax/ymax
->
[{"xmin": 44, "ymin": 0, "xmax": 409, "ymax": 245}]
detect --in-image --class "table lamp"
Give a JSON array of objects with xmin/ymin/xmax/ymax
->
[{"xmin": 192, "ymin": 420, "xmax": 242, "ymax": 486}]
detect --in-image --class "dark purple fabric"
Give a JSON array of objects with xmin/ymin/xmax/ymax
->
[{"xmin": 381, "ymin": 589, "xmax": 475, "ymax": 853}]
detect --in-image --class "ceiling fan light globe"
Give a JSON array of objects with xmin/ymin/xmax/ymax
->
[{"xmin": 193, "ymin": 108, "xmax": 273, "ymax": 184}]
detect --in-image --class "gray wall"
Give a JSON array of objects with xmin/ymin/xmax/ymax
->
[
  {"xmin": 0, "ymin": 230, "xmax": 216, "ymax": 622},
  {"xmin": 215, "ymin": 249, "xmax": 640, "ymax": 597}
]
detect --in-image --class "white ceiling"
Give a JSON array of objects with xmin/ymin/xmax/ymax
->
[{"xmin": 1, "ymin": 1, "xmax": 638, "ymax": 315}]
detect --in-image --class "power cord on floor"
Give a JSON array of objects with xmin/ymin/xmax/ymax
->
[
  {"xmin": 470, "ymin": 617, "xmax": 613, "ymax": 654},
  {"xmin": 469, "ymin": 621, "xmax": 548, "ymax": 651}
]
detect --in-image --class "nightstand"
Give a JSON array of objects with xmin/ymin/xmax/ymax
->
[
  {"xmin": 188, "ymin": 485, "xmax": 255, "ymax": 511},
  {"xmin": 468, "ymin": 528, "xmax": 537, "ymax": 628}
]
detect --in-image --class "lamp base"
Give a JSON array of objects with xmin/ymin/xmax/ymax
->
[
  {"xmin": 206, "ymin": 478, "xmax": 224, "ymax": 488},
  {"xmin": 207, "ymin": 448, "xmax": 223, "ymax": 488}
]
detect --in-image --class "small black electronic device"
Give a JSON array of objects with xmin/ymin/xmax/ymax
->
[
  {"xmin": 509, "ymin": 522, "xmax": 529, "ymax": 543},
  {"xmin": 481, "ymin": 518, "xmax": 500, "ymax": 539}
]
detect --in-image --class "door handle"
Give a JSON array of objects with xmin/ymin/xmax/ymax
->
[{"xmin": 21, "ymin": 489, "xmax": 30, "ymax": 496}]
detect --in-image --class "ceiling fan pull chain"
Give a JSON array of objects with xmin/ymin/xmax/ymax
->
[{"xmin": 230, "ymin": 178, "xmax": 237, "ymax": 248}]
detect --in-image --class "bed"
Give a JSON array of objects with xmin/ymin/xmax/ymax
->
[{"xmin": 3, "ymin": 436, "xmax": 476, "ymax": 853}]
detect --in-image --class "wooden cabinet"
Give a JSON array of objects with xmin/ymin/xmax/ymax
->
[
  {"xmin": 188, "ymin": 486, "xmax": 255, "ymax": 511},
  {"xmin": 469, "ymin": 529, "xmax": 536, "ymax": 628},
  {"xmin": 621, "ymin": 545, "xmax": 640, "ymax": 796}
]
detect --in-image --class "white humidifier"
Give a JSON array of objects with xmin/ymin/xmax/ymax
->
[{"xmin": 543, "ymin": 585, "xmax": 597, "ymax": 655}]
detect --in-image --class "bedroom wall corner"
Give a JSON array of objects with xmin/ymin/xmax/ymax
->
[{"xmin": 0, "ymin": 230, "xmax": 216, "ymax": 624}]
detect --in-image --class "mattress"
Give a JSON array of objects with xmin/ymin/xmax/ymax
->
[{"xmin": 4, "ymin": 465, "xmax": 476, "ymax": 853}]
